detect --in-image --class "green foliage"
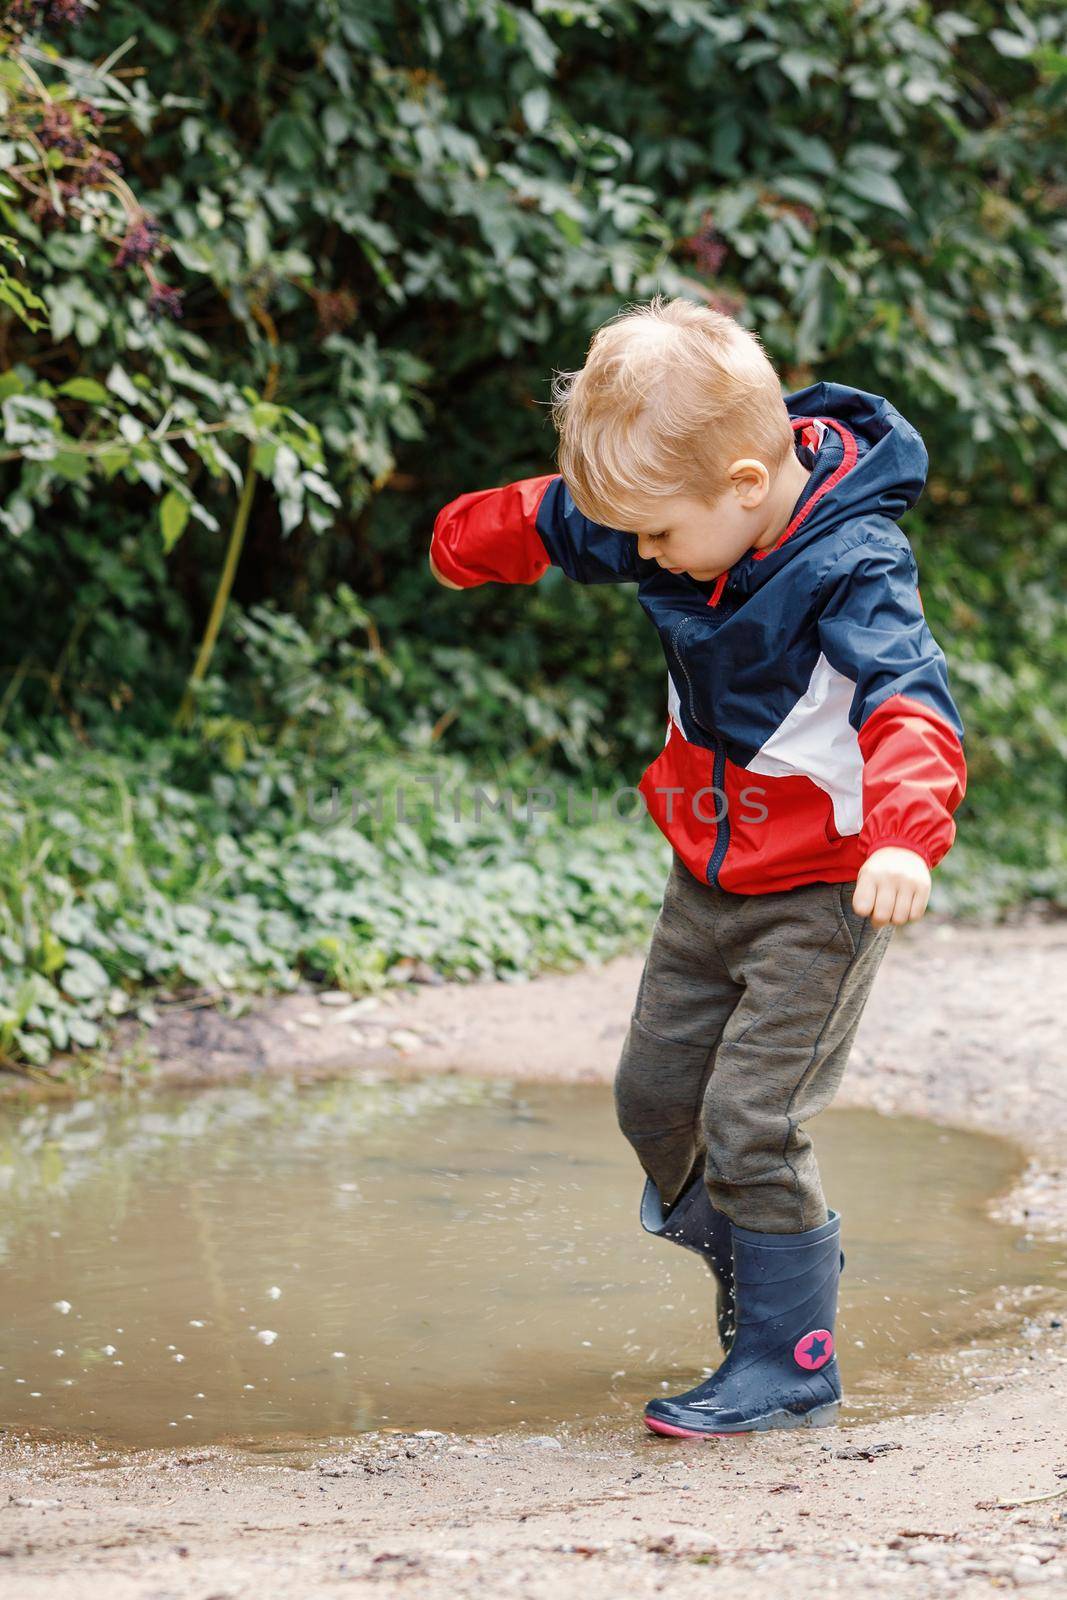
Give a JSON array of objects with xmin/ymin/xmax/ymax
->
[
  {"xmin": 0, "ymin": 233, "xmax": 46, "ymax": 330},
  {"xmin": 0, "ymin": 361, "xmax": 334, "ymax": 545},
  {"xmin": 0, "ymin": 736, "xmax": 671, "ymax": 1070}
]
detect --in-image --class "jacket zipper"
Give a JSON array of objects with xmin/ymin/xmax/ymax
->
[
  {"xmin": 668, "ymin": 617, "xmax": 731, "ymax": 887},
  {"xmin": 707, "ymin": 739, "xmax": 730, "ymax": 887}
]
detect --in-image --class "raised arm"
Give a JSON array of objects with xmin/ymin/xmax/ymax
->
[{"xmin": 430, "ymin": 472, "xmax": 649, "ymax": 588}]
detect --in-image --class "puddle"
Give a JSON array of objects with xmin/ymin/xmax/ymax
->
[{"xmin": 0, "ymin": 1075, "xmax": 1062, "ymax": 1451}]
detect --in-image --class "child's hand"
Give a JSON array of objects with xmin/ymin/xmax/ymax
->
[{"xmin": 853, "ymin": 846, "xmax": 931, "ymax": 928}]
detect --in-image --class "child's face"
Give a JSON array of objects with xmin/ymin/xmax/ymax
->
[
  {"xmin": 626, "ymin": 488, "xmax": 764, "ymax": 583},
  {"xmin": 624, "ymin": 453, "xmax": 801, "ymax": 581}
]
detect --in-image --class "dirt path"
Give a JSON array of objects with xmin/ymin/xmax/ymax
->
[{"xmin": 2, "ymin": 917, "xmax": 1066, "ymax": 1598}]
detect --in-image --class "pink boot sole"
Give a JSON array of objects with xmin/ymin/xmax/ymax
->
[{"xmin": 643, "ymin": 1415, "xmax": 745, "ymax": 1438}]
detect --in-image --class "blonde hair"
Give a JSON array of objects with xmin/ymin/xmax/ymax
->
[{"xmin": 549, "ymin": 294, "xmax": 793, "ymax": 527}]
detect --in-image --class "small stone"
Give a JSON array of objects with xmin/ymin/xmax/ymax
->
[
  {"xmin": 351, "ymin": 1026, "xmax": 389, "ymax": 1050},
  {"xmin": 347, "ymin": 997, "xmax": 381, "ymax": 1017}
]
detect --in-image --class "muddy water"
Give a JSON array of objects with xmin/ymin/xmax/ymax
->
[{"xmin": 0, "ymin": 1075, "xmax": 1062, "ymax": 1451}]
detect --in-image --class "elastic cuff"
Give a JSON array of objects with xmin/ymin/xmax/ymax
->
[
  {"xmin": 862, "ymin": 836, "xmax": 937, "ymax": 869},
  {"xmin": 429, "ymin": 529, "xmax": 477, "ymax": 588},
  {"xmin": 731, "ymin": 1208, "xmax": 840, "ymax": 1246}
]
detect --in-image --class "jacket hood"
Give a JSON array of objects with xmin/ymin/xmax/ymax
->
[
  {"xmin": 782, "ymin": 381, "xmax": 929, "ymax": 532},
  {"xmin": 700, "ymin": 381, "xmax": 930, "ymax": 608}
]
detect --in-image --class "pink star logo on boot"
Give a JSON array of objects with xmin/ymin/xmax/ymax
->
[{"xmin": 793, "ymin": 1329, "xmax": 834, "ymax": 1370}]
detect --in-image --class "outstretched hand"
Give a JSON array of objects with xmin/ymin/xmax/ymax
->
[{"xmin": 853, "ymin": 846, "xmax": 931, "ymax": 927}]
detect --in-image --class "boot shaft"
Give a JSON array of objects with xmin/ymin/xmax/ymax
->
[
  {"xmin": 640, "ymin": 1172, "xmax": 733, "ymax": 1278},
  {"xmin": 728, "ymin": 1209, "xmax": 841, "ymax": 1375}
]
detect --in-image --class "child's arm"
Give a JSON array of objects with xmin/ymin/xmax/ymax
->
[
  {"xmin": 430, "ymin": 472, "xmax": 649, "ymax": 589},
  {"xmin": 815, "ymin": 532, "xmax": 967, "ymax": 927}
]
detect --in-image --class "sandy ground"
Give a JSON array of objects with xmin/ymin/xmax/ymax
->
[{"xmin": 2, "ymin": 915, "xmax": 1066, "ymax": 1598}]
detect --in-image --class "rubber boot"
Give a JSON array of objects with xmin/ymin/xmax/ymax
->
[
  {"xmin": 643, "ymin": 1208, "xmax": 844, "ymax": 1437},
  {"xmin": 640, "ymin": 1171, "xmax": 737, "ymax": 1353}
]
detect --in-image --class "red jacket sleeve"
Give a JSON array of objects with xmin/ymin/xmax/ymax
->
[
  {"xmin": 856, "ymin": 694, "xmax": 967, "ymax": 868},
  {"xmin": 431, "ymin": 473, "xmax": 647, "ymax": 587},
  {"xmin": 430, "ymin": 474, "xmax": 557, "ymax": 588}
]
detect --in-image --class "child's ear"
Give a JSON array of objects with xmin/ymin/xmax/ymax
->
[{"xmin": 727, "ymin": 458, "xmax": 770, "ymax": 508}]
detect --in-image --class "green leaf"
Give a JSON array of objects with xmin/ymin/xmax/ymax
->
[
  {"xmin": 60, "ymin": 950, "xmax": 110, "ymax": 1000},
  {"xmin": 990, "ymin": 29, "xmax": 1033, "ymax": 58},
  {"xmin": 106, "ymin": 364, "xmax": 142, "ymax": 407},
  {"xmin": 847, "ymin": 143, "xmax": 902, "ymax": 173},
  {"xmin": 57, "ymin": 377, "xmax": 111, "ymax": 405},
  {"xmin": 50, "ymin": 450, "xmax": 92, "ymax": 482},
  {"xmin": 96, "ymin": 446, "xmax": 131, "ymax": 480},
  {"xmin": 553, "ymin": 210, "xmax": 584, "ymax": 246},
  {"xmin": 839, "ymin": 169, "xmax": 911, "ymax": 216},
  {"xmin": 778, "ymin": 52, "xmax": 819, "ymax": 93},
  {"xmin": 521, "ymin": 88, "xmax": 551, "ymax": 134},
  {"xmin": 160, "ymin": 489, "xmax": 191, "ymax": 552}
]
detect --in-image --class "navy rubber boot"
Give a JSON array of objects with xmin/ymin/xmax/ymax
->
[
  {"xmin": 640, "ymin": 1171, "xmax": 737, "ymax": 1353},
  {"xmin": 643, "ymin": 1208, "xmax": 844, "ymax": 1438}
]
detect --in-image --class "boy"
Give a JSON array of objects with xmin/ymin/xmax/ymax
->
[{"xmin": 428, "ymin": 296, "xmax": 967, "ymax": 1438}]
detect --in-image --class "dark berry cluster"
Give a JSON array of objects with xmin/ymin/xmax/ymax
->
[
  {"xmin": 31, "ymin": 97, "xmax": 119, "ymax": 187},
  {"xmin": 9, "ymin": 0, "xmax": 87, "ymax": 28},
  {"xmin": 779, "ymin": 201, "xmax": 817, "ymax": 231},
  {"xmin": 313, "ymin": 286, "xmax": 358, "ymax": 338},
  {"xmin": 113, "ymin": 213, "xmax": 165, "ymax": 268},
  {"xmin": 681, "ymin": 211, "xmax": 728, "ymax": 276},
  {"xmin": 146, "ymin": 281, "xmax": 184, "ymax": 321},
  {"xmin": 29, "ymin": 190, "xmax": 65, "ymax": 230},
  {"xmin": 82, "ymin": 149, "xmax": 123, "ymax": 184},
  {"xmin": 39, "ymin": 104, "xmax": 82, "ymax": 156},
  {"xmin": 8, "ymin": 13, "xmax": 184, "ymax": 324}
]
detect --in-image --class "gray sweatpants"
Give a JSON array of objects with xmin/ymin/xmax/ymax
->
[{"xmin": 614, "ymin": 851, "xmax": 894, "ymax": 1234}]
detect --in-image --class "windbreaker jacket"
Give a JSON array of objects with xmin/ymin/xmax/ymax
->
[{"xmin": 430, "ymin": 382, "xmax": 967, "ymax": 894}]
